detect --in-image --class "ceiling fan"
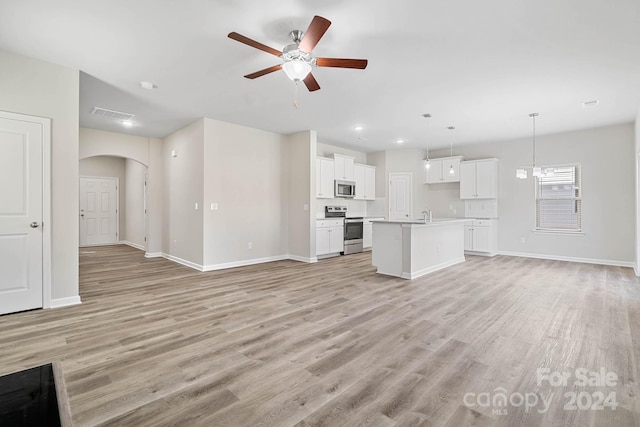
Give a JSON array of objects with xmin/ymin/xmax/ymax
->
[{"xmin": 228, "ymin": 16, "xmax": 368, "ymax": 92}]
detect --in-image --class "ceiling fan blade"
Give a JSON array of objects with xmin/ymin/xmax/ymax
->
[
  {"xmin": 316, "ymin": 58, "xmax": 368, "ymax": 69},
  {"xmin": 244, "ymin": 64, "xmax": 282, "ymax": 79},
  {"xmin": 298, "ymin": 16, "xmax": 331, "ymax": 53},
  {"xmin": 228, "ymin": 32, "xmax": 282, "ymax": 57},
  {"xmin": 303, "ymin": 73, "xmax": 321, "ymax": 92}
]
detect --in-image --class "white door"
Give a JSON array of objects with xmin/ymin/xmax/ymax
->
[
  {"xmin": 389, "ymin": 173, "xmax": 412, "ymax": 220},
  {"xmin": 0, "ymin": 114, "xmax": 45, "ymax": 314},
  {"xmin": 80, "ymin": 177, "xmax": 118, "ymax": 246}
]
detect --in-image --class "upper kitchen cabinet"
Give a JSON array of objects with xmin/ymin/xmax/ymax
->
[
  {"xmin": 334, "ymin": 153, "xmax": 355, "ymax": 181},
  {"xmin": 460, "ymin": 158, "xmax": 498, "ymax": 199},
  {"xmin": 423, "ymin": 156, "xmax": 462, "ymax": 184},
  {"xmin": 316, "ymin": 157, "xmax": 335, "ymax": 199},
  {"xmin": 354, "ymin": 163, "xmax": 376, "ymax": 200}
]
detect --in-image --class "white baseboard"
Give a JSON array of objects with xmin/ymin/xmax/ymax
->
[
  {"xmin": 499, "ymin": 251, "xmax": 636, "ymax": 269},
  {"xmin": 203, "ymin": 255, "xmax": 288, "ymax": 271},
  {"xmin": 120, "ymin": 240, "xmax": 145, "ymax": 251},
  {"xmin": 162, "ymin": 253, "xmax": 204, "ymax": 271},
  {"xmin": 288, "ymin": 254, "xmax": 317, "ymax": 263},
  {"xmin": 144, "ymin": 252, "xmax": 163, "ymax": 258},
  {"xmin": 401, "ymin": 257, "xmax": 466, "ymax": 280},
  {"xmin": 49, "ymin": 296, "xmax": 82, "ymax": 309},
  {"xmin": 157, "ymin": 252, "xmax": 318, "ymax": 272}
]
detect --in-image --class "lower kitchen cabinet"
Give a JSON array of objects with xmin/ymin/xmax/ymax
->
[
  {"xmin": 464, "ymin": 219, "xmax": 497, "ymax": 256},
  {"xmin": 316, "ymin": 219, "xmax": 344, "ymax": 256}
]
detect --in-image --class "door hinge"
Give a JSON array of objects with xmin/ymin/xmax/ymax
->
[{"xmin": 144, "ymin": 237, "xmax": 147, "ymax": 242}]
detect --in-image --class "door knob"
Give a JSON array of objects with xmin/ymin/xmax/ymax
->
[{"xmin": 30, "ymin": 222, "xmax": 40, "ymax": 228}]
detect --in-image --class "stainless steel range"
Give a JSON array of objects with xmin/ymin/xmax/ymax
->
[{"xmin": 325, "ymin": 206, "xmax": 363, "ymax": 255}]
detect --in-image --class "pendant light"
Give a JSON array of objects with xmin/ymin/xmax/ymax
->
[
  {"xmin": 516, "ymin": 113, "xmax": 555, "ymax": 179},
  {"xmin": 422, "ymin": 114, "xmax": 432, "ymax": 170},
  {"xmin": 448, "ymin": 126, "xmax": 455, "ymax": 175}
]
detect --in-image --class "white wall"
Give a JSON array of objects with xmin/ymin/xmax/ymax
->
[
  {"xmin": 0, "ymin": 49, "xmax": 79, "ymax": 302},
  {"xmin": 429, "ymin": 123, "xmax": 635, "ymax": 264},
  {"xmin": 162, "ymin": 119, "xmax": 204, "ymax": 266},
  {"xmin": 635, "ymin": 109, "xmax": 640, "ymax": 272},
  {"xmin": 202, "ymin": 118, "xmax": 289, "ymax": 267},
  {"xmin": 125, "ymin": 159, "xmax": 146, "ymax": 249},
  {"xmin": 287, "ymin": 131, "xmax": 316, "ymax": 261},
  {"xmin": 79, "ymin": 156, "xmax": 127, "ymax": 239}
]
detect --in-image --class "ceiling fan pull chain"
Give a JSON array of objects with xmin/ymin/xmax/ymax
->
[{"xmin": 293, "ymin": 80, "xmax": 300, "ymax": 109}]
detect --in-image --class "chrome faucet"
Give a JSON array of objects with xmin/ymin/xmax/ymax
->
[{"xmin": 421, "ymin": 209, "xmax": 432, "ymax": 223}]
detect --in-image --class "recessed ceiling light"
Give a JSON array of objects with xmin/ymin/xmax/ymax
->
[
  {"xmin": 353, "ymin": 125, "xmax": 364, "ymax": 131},
  {"xmin": 121, "ymin": 120, "xmax": 134, "ymax": 127},
  {"xmin": 396, "ymin": 139, "xmax": 404, "ymax": 144},
  {"xmin": 140, "ymin": 81, "xmax": 156, "ymax": 90},
  {"xmin": 582, "ymin": 99, "xmax": 599, "ymax": 108}
]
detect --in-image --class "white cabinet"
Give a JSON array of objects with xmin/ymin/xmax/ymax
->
[
  {"xmin": 460, "ymin": 159, "xmax": 498, "ymax": 199},
  {"xmin": 354, "ymin": 163, "xmax": 376, "ymax": 200},
  {"xmin": 316, "ymin": 157, "xmax": 335, "ymax": 199},
  {"xmin": 363, "ymin": 217, "xmax": 384, "ymax": 249},
  {"xmin": 464, "ymin": 219, "xmax": 497, "ymax": 255},
  {"xmin": 424, "ymin": 156, "xmax": 462, "ymax": 183},
  {"xmin": 334, "ymin": 153, "xmax": 355, "ymax": 181},
  {"xmin": 316, "ymin": 219, "xmax": 344, "ymax": 256}
]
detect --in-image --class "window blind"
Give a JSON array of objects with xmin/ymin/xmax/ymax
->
[{"xmin": 535, "ymin": 165, "xmax": 581, "ymax": 231}]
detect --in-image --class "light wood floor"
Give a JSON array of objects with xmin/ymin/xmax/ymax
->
[{"xmin": 1, "ymin": 246, "xmax": 639, "ymax": 426}]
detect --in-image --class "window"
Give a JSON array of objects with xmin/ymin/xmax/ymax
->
[{"xmin": 535, "ymin": 165, "xmax": 581, "ymax": 231}]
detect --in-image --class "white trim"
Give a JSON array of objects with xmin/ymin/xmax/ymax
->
[
  {"xmin": 120, "ymin": 240, "xmax": 145, "ymax": 251},
  {"xmin": 464, "ymin": 250, "xmax": 497, "ymax": 257},
  {"xmin": 398, "ymin": 257, "xmax": 466, "ymax": 280},
  {"xmin": 144, "ymin": 252, "xmax": 163, "ymax": 258},
  {"xmin": 288, "ymin": 255, "xmax": 317, "ymax": 263},
  {"xmin": 532, "ymin": 229, "xmax": 585, "ymax": 236},
  {"xmin": 154, "ymin": 252, "xmax": 319, "ymax": 271},
  {"xmin": 50, "ymin": 296, "xmax": 82, "ymax": 309},
  {"xmin": 499, "ymin": 251, "xmax": 635, "ymax": 269},
  {"xmin": 203, "ymin": 255, "xmax": 290, "ymax": 271},
  {"xmin": 162, "ymin": 253, "xmax": 204, "ymax": 271}
]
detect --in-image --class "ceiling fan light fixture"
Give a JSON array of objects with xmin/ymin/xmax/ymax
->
[{"xmin": 282, "ymin": 60, "xmax": 312, "ymax": 81}]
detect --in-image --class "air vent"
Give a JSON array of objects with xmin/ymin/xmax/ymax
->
[{"xmin": 91, "ymin": 107, "xmax": 135, "ymax": 121}]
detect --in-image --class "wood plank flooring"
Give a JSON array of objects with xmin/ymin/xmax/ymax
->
[{"xmin": 1, "ymin": 245, "xmax": 639, "ymax": 426}]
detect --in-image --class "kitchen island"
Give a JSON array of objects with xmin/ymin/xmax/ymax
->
[{"xmin": 371, "ymin": 219, "xmax": 468, "ymax": 279}]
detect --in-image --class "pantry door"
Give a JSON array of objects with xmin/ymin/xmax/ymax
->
[
  {"xmin": 0, "ymin": 111, "xmax": 50, "ymax": 315},
  {"xmin": 389, "ymin": 173, "xmax": 413, "ymax": 221}
]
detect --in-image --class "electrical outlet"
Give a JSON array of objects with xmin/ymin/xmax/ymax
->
[
  {"xmin": 248, "ymin": 242, "xmax": 253, "ymax": 249},
  {"xmin": 211, "ymin": 202, "xmax": 218, "ymax": 211},
  {"xmin": 194, "ymin": 202, "xmax": 198, "ymax": 210},
  {"xmin": 520, "ymin": 237, "xmax": 526, "ymax": 244}
]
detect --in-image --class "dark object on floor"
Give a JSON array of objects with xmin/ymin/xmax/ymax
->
[{"xmin": 0, "ymin": 364, "xmax": 61, "ymax": 426}]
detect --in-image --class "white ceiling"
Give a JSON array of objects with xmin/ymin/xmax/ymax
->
[{"xmin": 1, "ymin": 0, "xmax": 639, "ymax": 151}]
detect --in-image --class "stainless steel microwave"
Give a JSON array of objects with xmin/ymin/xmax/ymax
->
[{"xmin": 335, "ymin": 180, "xmax": 356, "ymax": 198}]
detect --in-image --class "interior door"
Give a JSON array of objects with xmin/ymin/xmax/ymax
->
[
  {"xmin": 0, "ymin": 114, "xmax": 44, "ymax": 314},
  {"xmin": 389, "ymin": 173, "xmax": 413, "ymax": 220},
  {"xmin": 79, "ymin": 177, "xmax": 118, "ymax": 246}
]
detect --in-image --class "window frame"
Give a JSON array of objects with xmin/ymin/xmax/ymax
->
[{"xmin": 534, "ymin": 163, "xmax": 582, "ymax": 233}]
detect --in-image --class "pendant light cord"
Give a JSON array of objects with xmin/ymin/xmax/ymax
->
[{"xmin": 530, "ymin": 113, "xmax": 538, "ymax": 167}]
